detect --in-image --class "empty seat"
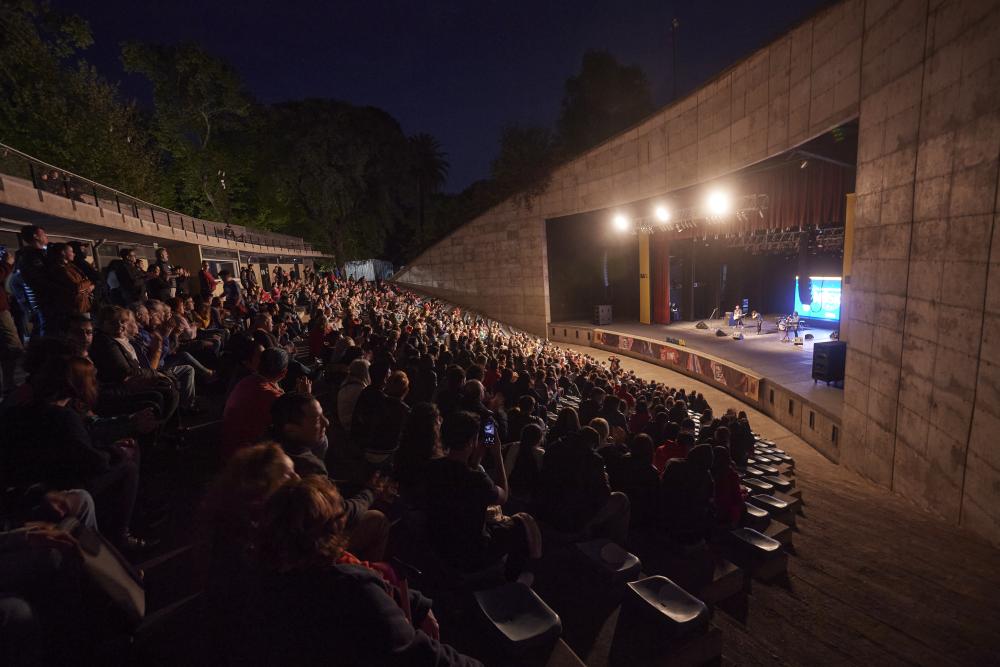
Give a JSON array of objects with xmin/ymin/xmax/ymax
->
[
  {"xmin": 763, "ymin": 474, "xmax": 794, "ymax": 491},
  {"xmin": 609, "ymin": 576, "xmax": 712, "ymax": 665},
  {"xmin": 748, "ymin": 494, "xmax": 788, "ymax": 512},
  {"xmin": 575, "ymin": 539, "xmax": 642, "ymax": 585},
  {"xmin": 755, "ymin": 463, "xmax": 780, "ymax": 474},
  {"xmin": 626, "ymin": 576, "xmax": 710, "ymax": 629},
  {"xmin": 744, "ymin": 502, "xmax": 770, "ymax": 530},
  {"xmin": 728, "ymin": 528, "xmax": 787, "ymax": 580},
  {"xmin": 749, "ymin": 494, "xmax": 795, "ymax": 526},
  {"xmin": 473, "ymin": 582, "xmax": 562, "ymax": 654},
  {"xmin": 743, "ymin": 477, "xmax": 774, "ymax": 492},
  {"xmin": 744, "ymin": 465, "xmax": 765, "ymax": 477}
]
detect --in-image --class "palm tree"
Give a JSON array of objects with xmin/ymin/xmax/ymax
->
[{"xmin": 408, "ymin": 133, "xmax": 449, "ymax": 241}]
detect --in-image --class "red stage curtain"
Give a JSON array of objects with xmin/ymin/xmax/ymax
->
[
  {"xmin": 746, "ymin": 161, "xmax": 852, "ymax": 230},
  {"xmin": 652, "ymin": 233, "xmax": 670, "ymax": 324}
]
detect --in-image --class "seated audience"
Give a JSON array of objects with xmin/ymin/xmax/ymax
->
[{"xmin": 253, "ymin": 476, "xmax": 481, "ymax": 666}]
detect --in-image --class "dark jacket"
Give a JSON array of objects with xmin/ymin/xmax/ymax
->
[
  {"xmin": 1, "ymin": 403, "xmax": 114, "ymax": 489},
  {"xmin": 534, "ymin": 434, "xmax": 610, "ymax": 533},
  {"xmin": 108, "ymin": 258, "xmax": 146, "ymax": 304},
  {"xmin": 14, "ymin": 247, "xmax": 49, "ymax": 311},
  {"xmin": 253, "ymin": 564, "xmax": 481, "ymax": 667},
  {"xmin": 90, "ymin": 330, "xmax": 156, "ymax": 386}
]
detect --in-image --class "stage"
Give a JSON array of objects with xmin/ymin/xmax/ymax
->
[{"xmin": 548, "ymin": 316, "xmax": 844, "ymax": 421}]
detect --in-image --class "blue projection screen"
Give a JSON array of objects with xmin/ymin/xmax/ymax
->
[{"xmin": 794, "ymin": 276, "xmax": 842, "ymax": 322}]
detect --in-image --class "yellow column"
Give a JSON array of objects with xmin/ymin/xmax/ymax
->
[{"xmin": 639, "ymin": 230, "xmax": 651, "ymax": 324}]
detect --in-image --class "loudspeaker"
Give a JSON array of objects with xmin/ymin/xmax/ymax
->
[
  {"xmin": 716, "ymin": 329, "xmax": 727, "ymax": 337},
  {"xmin": 593, "ymin": 304, "xmax": 612, "ymax": 325},
  {"xmin": 793, "ymin": 336, "xmax": 803, "ymax": 345},
  {"xmin": 695, "ymin": 321, "xmax": 709, "ymax": 329},
  {"xmin": 732, "ymin": 332, "xmax": 744, "ymax": 340},
  {"xmin": 813, "ymin": 341, "xmax": 847, "ymax": 384},
  {"xmin": 804, "ymin": 333, "xmax": 814, "ymax": 340}
]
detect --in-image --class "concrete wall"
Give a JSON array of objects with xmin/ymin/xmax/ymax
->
[
  {"xmin": 842, "ymin": 0, "xmax": 1000, "ymax": 543},
  {"xmin": 397, "ymin": 0, "xmax": 1000, "ymax": 544},
  {"xmin": 395, "ymin": 0, "xmax": 865, "ymax": 335}
]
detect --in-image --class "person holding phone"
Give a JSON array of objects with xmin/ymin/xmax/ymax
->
[{"xmin": 424, "ymin": 411, "xmax": 537, "ymax": 582}]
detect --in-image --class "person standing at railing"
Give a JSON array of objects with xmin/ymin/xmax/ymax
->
[
  {"xmin": 13, "ymin": 226, "xmax": 53, "ymax": 337},
  {"xmin": 0, "ymin": 248, "xmax": 23, "ymax": 396},
  {"xmin": 106, "ymin": 249, "xmax": 147, "ymax": 307},
  {"xmin": 199, "ymin": 260, "xmax": 219, "ymax": 297},
  {"xmin": 152, "ymin": 248, "xmax": 188, "ymax": 298},
  {"xmin": 46, "ymin": 243, "xmax": 94, "ymax": 334}
]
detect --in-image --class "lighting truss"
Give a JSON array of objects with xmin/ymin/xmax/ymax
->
[{"xmin": 633, "ymin": 194, "xmax": 770, "ymax": 233}]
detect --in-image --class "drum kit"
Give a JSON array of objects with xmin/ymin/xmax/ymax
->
[{"xmin": 777, "ymin": 315, "xmax": 806, "ymax": 344}]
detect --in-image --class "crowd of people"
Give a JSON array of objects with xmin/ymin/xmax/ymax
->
[{"xmin": 0, "ymin": 223, "xmax": 759, "ymax": 665}]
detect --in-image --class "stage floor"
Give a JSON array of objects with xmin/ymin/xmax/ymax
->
[{"xmin": 551, "ymin": 317, "xmax": 844, "ymax": 418}]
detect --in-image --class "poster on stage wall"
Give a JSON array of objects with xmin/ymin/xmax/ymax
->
[{"xmin": 594, "ymin": 330, "xmax": 760, "ymax": 402}]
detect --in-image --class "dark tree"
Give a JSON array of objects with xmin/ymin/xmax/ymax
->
[
  {"xmin": 408, "ymin": 133, "xmax": 449, "ymax": 241},
  {"xmin": 490, "ymin": 124, "xmax": 557, "ymax": 210},
  {"xmin": 556, "ymin": 50, "xmax": 654, "ymax": 158}
]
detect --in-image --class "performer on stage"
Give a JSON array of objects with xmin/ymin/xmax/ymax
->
[
  {"xmin": 732, "ymin": 304, "xmax": 744, "ymax": 331},
  {"xmin": 789, "ymin": 311, "xmax": 800, "ymax": 338},
  {"xmin": 750, "ymin": 310, "xmax": 762, "ymax": 335}
]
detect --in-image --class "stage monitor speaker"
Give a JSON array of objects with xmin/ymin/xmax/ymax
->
[
  {"xmin": 804, "ymin": 333, "xmax": 814, "ymax": 340},
  {"xmin": 593, "ymin": 304, "xmax": 613, "ymax": 326},
  {"xmin": 715, "ymin": 329, "xmax": 727, "ymax": 337},
  {"xmin": 813, "ymin": 341, "xmax": 847, "ymax": 384},
  {"xmin": 695, "ymin": 321, "xmax": 709, "ymax": 329},
  {"xmin": 794, "ymin": 336, "xmax": 804, "ymax": 345}
]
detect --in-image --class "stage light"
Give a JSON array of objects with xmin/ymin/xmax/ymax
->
[
  {"xmin": 612, "ymin": 213, "xmax": 630, "ymax": 232},
  {"xmin": 706, "ymin": 190, "xmax": 730, "ymax": 217},
  {"xmin": 654, "ymin": 205, "xmax": 671, "ymax": 222},
  {"xmin": 800, "ymin": 160, "xmax": 809, "ymax": 169}
]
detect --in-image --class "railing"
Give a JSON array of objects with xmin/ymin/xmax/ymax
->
[{"xmin": 0, "ymin": 142, "xmax": 317, "ymax": 254}]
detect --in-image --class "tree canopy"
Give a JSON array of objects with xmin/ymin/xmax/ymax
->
[{"xmin": 0, "ymin": 2, "xmax": 653, "ymax": 265}]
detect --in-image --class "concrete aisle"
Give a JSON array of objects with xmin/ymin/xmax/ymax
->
[{"xmin": 554, "ymin": 343, "xmax": 1000, "ymax": 667}]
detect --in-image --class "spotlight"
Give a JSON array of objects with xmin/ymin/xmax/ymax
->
[
  {"xmin": 800, "ymin": 160, "xmax": 809, "ymax": 169},
  {"xmin": 612, "ymin": 213, "xmax": 630, "ymax": 232},
  {"xmin": 654, "ymin": 205, "xmax": 671, "ymax": 222},
  {"xmin": 706, "ymin": 190, "xmax": 730, "ymax": 217}
]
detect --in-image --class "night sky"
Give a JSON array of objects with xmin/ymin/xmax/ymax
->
[{"xmin": 51, "ymin": 0, "xmax": 834, "ymax": 192}]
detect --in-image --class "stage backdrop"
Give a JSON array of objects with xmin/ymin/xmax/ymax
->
[{"xmin": 593, "ymin": 329, "xmax": 761, "ymax": 405}]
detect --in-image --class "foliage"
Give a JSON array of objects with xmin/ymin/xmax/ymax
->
[
  {"xmin": 121, "ymin": 42, "xmax": 253, "ymax": 222},
  {"xmin": 556, "ymin": 49, "xmax": 654, "ymax": 158},
  {"xmin": 0, "ymin": 2, "xmax": 655, "ymax": 266},
  {"xmin": 408, "ymin": 133, "xmax": 449, "ymax": 242},
  {"xmin": 263, "ymin": 100, "xmax": 411, "ymax": 266},
  {"xmin": 0, "ymin": 0, "xmax": 159, "ymax": 196},
  {"xmin": 490, "ymin": 124, "xmax": 557, "ymax": 211}
]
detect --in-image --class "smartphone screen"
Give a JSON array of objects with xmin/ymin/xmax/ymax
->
[{"xmin": 482, "ymin": 418, "xmax": 497, "ymax": 446}]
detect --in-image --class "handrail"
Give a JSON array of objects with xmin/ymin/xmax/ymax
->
[{"xmin": 0, "ymin": 142, "xmax": 317, "ymax": 253}]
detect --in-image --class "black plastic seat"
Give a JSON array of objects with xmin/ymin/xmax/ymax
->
[
  {"xmin": 763, "ymin": 474, "xmax": 793, "ymax": 491},
  {"xmin": 575, "ymin": 539, "xmax": 642, "ymax": 585},
  {"xmin": 473, "ymin": 582, "xmax": 562, "ymax": 654},
  {"xmin": 743, "ymin": 477, "xmax": 774, "ymax": 492},
  {"xmin": 749, "ymin": 494, "xmax": 788, "ymax": 511},
  {"xmin": 727, "ymin": 527, "xmax": 786, "ymax": 581},
  {"xmin": 609, "ymin": 575, "xmax": 712, "ymax": 665},
  {"xmin": 730, "ymin": 527, "xmax": 781, "ymax": 553},
  {"xmin": 626, "ymin": 576, "xmax": 710, "ymax": 629},
  {"xmin": 744, "ymin": 502, "xmax": 770, "ymax": 530}
]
